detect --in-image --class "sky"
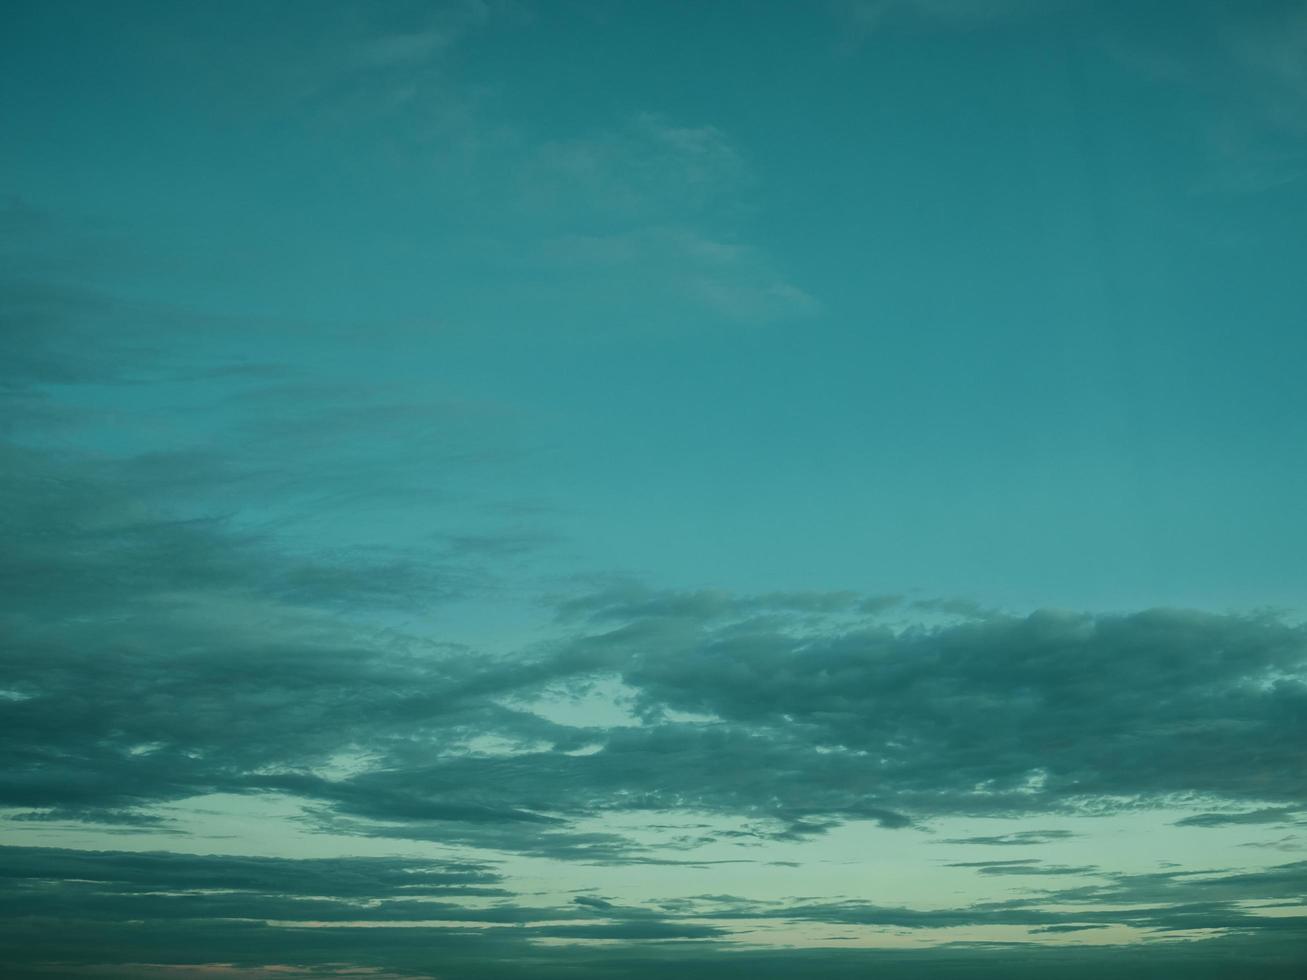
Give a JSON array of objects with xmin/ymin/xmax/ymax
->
[{"xmin": 2, "ymin": 1, "xmax": 1306, "ymax": 977}]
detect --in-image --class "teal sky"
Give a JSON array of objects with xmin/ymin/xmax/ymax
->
[{"xmin": 3, "ymin": 2, "xmax": 1306, "ymax": 978}]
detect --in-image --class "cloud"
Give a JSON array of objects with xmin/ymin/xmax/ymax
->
[
  {"xmin": 520, "ymin": 113, "xmax": 818, "ymax": 326},
  {"xmin": 969, "ymin": 863, "xmax": 1100, "ymax": 877},
  {"xmin": 538, "ymin": 593, "xmax": 1307, "ymax": 827},
  {"xmin": 0, "ymin": 438, "xmax": 567, "ymax": 832},
  {"xmin": 1176, "ymin": 808, "xmax": 1304, "ymax": 828},
  {"xmin": 3, "ymin": 845, "xmax": 1305, "ymax": 979},
  {"xmin": 940, "ymin": 830, "xmax": 1080, "ymax": 846},
  {"xmin": 5, "ymin": 505, "xmax": 1307, "ymax": 850},
  {"xmin": 5, "ymin": 5, "xmax": 1305, "ymax": 977},
  {"xmin": 0, "ymin": 846, "xmax": 504, "ymax": 900},
  {"xmin": 1, "ymin": 208, "xmax": 1304, "ymax": 953}
]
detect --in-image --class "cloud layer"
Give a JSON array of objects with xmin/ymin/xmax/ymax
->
[
  {"xmin": 5, "ymin": 2, "xmax": 1307, "ymax": 976},
  {"xmin": 4, "ymin": 440, "xmax": 1305, "ymax": 843}
]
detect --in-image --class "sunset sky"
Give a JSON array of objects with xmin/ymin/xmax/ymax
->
[{"xmin": 3, "ymin": 2, "xmax": 1306, "ymax": 978}]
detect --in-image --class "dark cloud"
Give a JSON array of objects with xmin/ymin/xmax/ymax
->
[
  {"xmin": 669, "ymin": 858, "xmax": 1307, "ymax": 937},
  {"xmin": 971, "ymin": 863, "xmax": 1100, "ymax": 877},
  {"xmin": 2, "ymin": 845, "xmax": 1305, "ymax": 979},
  {"xmin": 1175, "ymin": 808, "xmax": 1304, "ymax": 827},
  {"xmin": 940, "ymin": 830, "xmax": 1080, "ymax": 846},
  {"xmin": 0, "ymin": 845, "xmax": 504, "ymax": 899},
  {"xmin": 543, "ymin": 592, "xmax": 1307, "ymax": 827},
  {"xmin": 5, "ymin": 501, "xmax": 1307, "ymax": 849},
  {"xmin": 0, "ymin": 443, "xmax": 536, "ymax": 826}
]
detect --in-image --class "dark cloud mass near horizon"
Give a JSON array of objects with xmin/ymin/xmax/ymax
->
[
  {"xmin": 3, "ymin": 0, "xmax": 1307, "ymax": 977},
  {"xmin": 5, "ymin": 455, "xmax": 1305, "ymax": 840}
]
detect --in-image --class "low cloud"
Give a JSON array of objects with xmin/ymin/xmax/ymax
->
[
  {"xmin": 5, "ymin": 483, "xmax": 1306, "ymax": 848},
  {"xmin": 1175, "ymin": 808, "xmax": 1304, "ymax": 828},
  {"xmin": 3, "ymin": 845, "xmax": 1305, "ymax": 979}
]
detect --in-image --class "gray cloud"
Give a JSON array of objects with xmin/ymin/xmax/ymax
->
[
  {"xmin": 2, "ymin": 845, "xmax": 1305, "ymax": 979},
  {"xmin": 5, "ymin": 491, "xmax": 1307, "ymax": 850},
  {"xmin": 1175, "ymin": 808, "xmax": 1304, "ymax": 828},
  {"xmin": 940, "ymin": 830, "xmax": 1080, "ymax": 846},
  {"xmin": 0, "ymin": 845, "xmax": 504, "ymax": 899},
  {"xmin": 534, "ymin": 590, "xmax": 1307, "ymax": 828}
]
